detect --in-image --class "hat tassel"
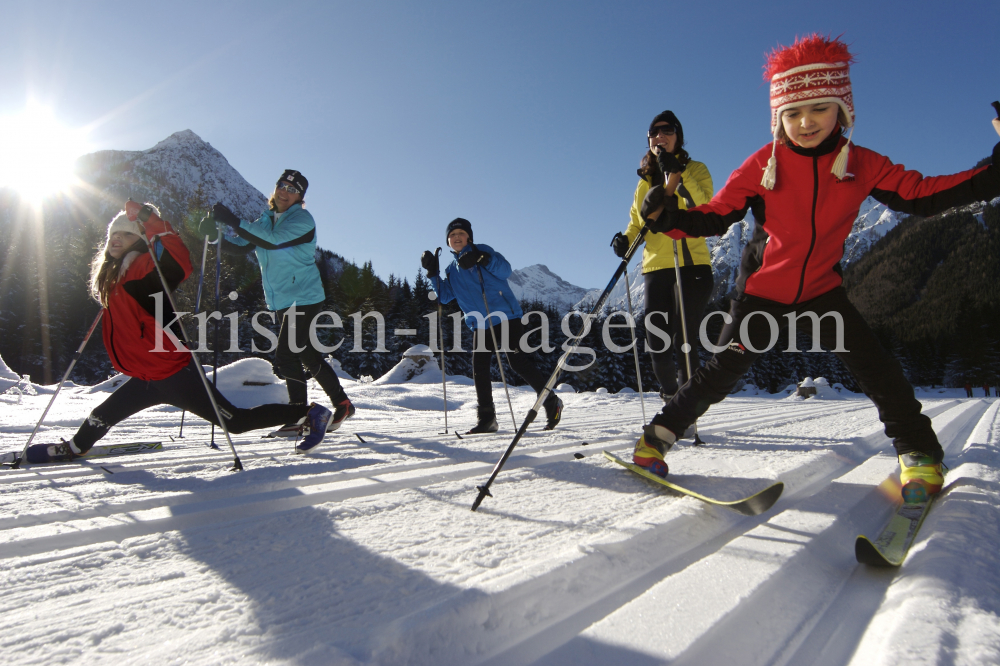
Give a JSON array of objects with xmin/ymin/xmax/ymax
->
[
  {"xmin": 831, "ymin": 126, "xmax": 853, "ymax": 180},
  {"xmin": 760, "ymin": 137, "xmax": 778, "ymax": 190}
]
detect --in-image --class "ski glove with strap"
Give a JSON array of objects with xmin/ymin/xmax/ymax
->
[
  {"xmin": 611, "ymin": 232, "xmax": 629, "ymax": 258},
  {"xmin": 457, "ymin": 246, "xmax": 491, "ymax": 270},
  {"xmin": 197, "ymin": 212, "xmax": 219, "ymax": 241},
  {"xmin": 212, "ymin": 203, "xmax": 240, "ymax": 229},
  {"xmin": 420, "ymin": 250, "xmax": 439, "ymax": 278},
  {"xmin": 641, "ymin": 185, "xmax": 678, "ymax": 234}
]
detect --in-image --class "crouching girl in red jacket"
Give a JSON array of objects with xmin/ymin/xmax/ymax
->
[
  {"xmin": 633, "ymin": 34, "xmax": 1000, "ymax": 503},
  {"xmin": 37, "ymin": 203, "xmax": 334, "ymax": 462}
]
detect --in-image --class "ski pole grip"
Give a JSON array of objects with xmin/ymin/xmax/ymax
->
[{"xmin": 992, "ymin": 101, "xmax": 1000, "ymax": 119}]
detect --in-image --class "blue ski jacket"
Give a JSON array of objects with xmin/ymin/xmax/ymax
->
[
  {"xmin": 227, "ymin": 203, "xmax": 325, "ymax": 311},
  {"xmin": 431, "ymin": 244, "xmax": 523, "ymax": 330}
]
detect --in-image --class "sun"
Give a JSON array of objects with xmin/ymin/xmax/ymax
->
[{"xmin": 0, "ymin": 101, "xmax": 90, "ymax": 205}]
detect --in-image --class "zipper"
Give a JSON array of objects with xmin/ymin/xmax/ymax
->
[{"xmin": 793, "ymin": 156, "xmax": 820, "ymax": 304}]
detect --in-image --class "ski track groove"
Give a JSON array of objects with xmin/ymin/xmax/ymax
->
[{"xmin": 0, "ymin": 392, "xmax": 984, "ymax": 665}]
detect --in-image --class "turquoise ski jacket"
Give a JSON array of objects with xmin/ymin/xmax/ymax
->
[
  {"xmin": 431, "ymin": 243, "xmax": 523, "ymax": 330},
  {"xmin": 228, "ymin": 203, "xmax": 325, "ymax": 311}
]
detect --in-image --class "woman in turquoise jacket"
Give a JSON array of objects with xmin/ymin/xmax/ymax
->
[
  {"xmin": 208, "ymin": 170, "xmax": 354, "ymax": 434},
  {"xmin": 422, "ymin": 218, "xmax": 563, "ymax": 434}
]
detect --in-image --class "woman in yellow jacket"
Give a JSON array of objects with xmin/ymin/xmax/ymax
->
[{"xmin": 611, "ymin": 110, "xmax": 714, "ymax": 400}]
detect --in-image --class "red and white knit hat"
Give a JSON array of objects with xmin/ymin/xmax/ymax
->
[{"xmin": 760, "ymin": 34, "xmax": 856, "ymax": 189}]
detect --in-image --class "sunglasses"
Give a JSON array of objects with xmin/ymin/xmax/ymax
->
[
  {"xmin": 648, "ymin": 125, "xmax": 677, "ymax": 138},
  {"xmin": 276, "ymin": 183, "xmax": 300, "ymax": 194}
]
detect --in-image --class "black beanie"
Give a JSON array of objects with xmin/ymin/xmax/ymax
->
[
  {"xmin": 277, "ymin": 169, "xmax": 308, "ymax": 195},
  {"xmin": 446, "ymin": 217, "xmax": 473, "ymax": 243},
  {"xmin": 649, "ymin": 110, "xmax": 684, "ymax": 149}
]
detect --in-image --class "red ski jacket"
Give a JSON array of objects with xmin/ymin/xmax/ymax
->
[
  {"xmin": 101, "ymin": 214, "xmax": 193, "ymax": 381},
  {"xmin": 669, "ymin": 134, "xmax": 1000, "ymax": 304}
]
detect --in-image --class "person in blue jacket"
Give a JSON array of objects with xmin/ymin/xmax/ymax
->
[
  {"xmin": 205, "ymin": 170, "xmax": 354, "ymax": 438},
  {"xmin": 422, "ymin": 218, "xmax": 563, "ymax": 433}
]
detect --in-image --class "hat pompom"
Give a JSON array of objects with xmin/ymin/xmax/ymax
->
[{"xmin": 763, "ymin": 34, "xmax": 854, "ymax": 82}]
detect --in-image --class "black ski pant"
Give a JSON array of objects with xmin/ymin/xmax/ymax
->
[
  {"xmin": 653, "ymin": 287, "xmax": 942, "ymax": 460},
  {"xmin": 472, "ymin": 319, "xmax": 553, "ymax": 415},
  {"xmin": 275, "ymin": 302, "xmax": 347, "ymax": 406},
  {"xmin": 73, "ymin": 360, "xmax": 309, "ymax": 452},
  {"xmin": 644, "ymin": 265, "xmax": 714, "ymax": 396}
]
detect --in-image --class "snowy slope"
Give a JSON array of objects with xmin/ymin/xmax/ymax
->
[{"xmin": 1, "ymin": 361, "xmax": 998, "ymax": 665}]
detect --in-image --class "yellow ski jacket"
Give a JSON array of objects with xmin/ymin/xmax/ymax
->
[{"xmin": 623, "ymin": 160, "xmax": 714, "ymax": 272}]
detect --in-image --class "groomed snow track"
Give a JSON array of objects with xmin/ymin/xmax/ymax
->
[{"xmin": 1, "ymin": 385, "xmax": 998, "ymax": 665}]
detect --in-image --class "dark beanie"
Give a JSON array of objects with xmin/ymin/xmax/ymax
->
[
  {"xmin": 277, "ymin": 169, "xmax": 308, "ymax": 195},
  {"xmin": 446, "ymin": 217, "xmax": 473, "ymax": 243},
  {"xmin": 649, "ymin": 110, "xmax": 684, "ymax": 149}
]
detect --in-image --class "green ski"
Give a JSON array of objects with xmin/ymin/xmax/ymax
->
[
  {"xmin": 603, "ymin": 450, "xmax": 783, "ymax": 516},
  {"xmin": 855, "ymin": 499, "xmax": 934, "ymax": 567}
]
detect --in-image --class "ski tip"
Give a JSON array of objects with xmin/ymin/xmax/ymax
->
[
  {"xmin": 855, "ymin": 535, "xmax": 897, "ymax": 567},
  {"xmin": 735, "ymin": 481, "xmax": 784, "ymax": 516}
]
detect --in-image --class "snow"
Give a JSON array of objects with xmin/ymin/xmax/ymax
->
[{"xmin": 1, "ymin": 358, "xmax": 998, "ymax": 665}]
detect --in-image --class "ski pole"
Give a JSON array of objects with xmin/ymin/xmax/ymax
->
[
  {"xmin": 671, "ymin": 238, "xmax": 704, "ymax": 445},
  {"xmin": 433, "ymin": 247, "xmax": 449, "ymax": 433},
  {"xmin": 179, "ymin": 231, "xmax": 212, "ymax": 439},
  {"xmin": 622, "ymin": 268, "xmax": 647, "ymax": 423},
  {"xmin": 209, "ymin": 216, "xmax": 223, "ymax": 451},
  {"xmin": 471, "ymin": 225, "xmax": 650, "ymax": 511},
  {"xmin": 10, "ymin": 311, "xmax": 103, "ymax": 469},
  {"xmin": 127, "ymin": 201, "xmax": 243, "ymax": 471},
  {"xmin": 475, "ymin": 265, "xmax": 517, "ymax": 431}
]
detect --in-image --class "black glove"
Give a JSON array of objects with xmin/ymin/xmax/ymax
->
[
  {"xmin": 136, "ymin": 204, "xmax": 156, "ymax": 223},
  {"xmin": 212, "ymin": 202, "xmax": 240, "ymax": 228},
  {"xmin": 641, "ymin": 185, "xmax": 679, "ymax": 234},
  {"xmin": 610, "ymin": 232, "xmax": 629, "ymax": 258},
  {"xmin": 420, "ymin": 250, "xmax": 439, "ymax": 278},
  {"xmin": 197, "ymin": 212, "xmax": 219, "ymax": 241},
  {"xmin": 655, "ymin": 149, "xmax": 683, "ymax": 175},
  {"xmin": 640, "ymin": 185, "xmax": 666, "ymax": 222},
  {"xmin": 457, "ymin": 245, "xmax": 491, "ymax": 270}
]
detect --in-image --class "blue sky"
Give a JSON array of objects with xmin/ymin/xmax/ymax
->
[{"xmin": 3, "ymin": 0, "xmax": 999, "ymax": 288}]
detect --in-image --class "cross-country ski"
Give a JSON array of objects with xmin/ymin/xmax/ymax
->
[
  {"xmin": 856, "ymin": 498, "xmax": 935, "ymax": 567},
  {"xmin": 603, "ymin": 449, "xmax": 783, "ymax": 516}
]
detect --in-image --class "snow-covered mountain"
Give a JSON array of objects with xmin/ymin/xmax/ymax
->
[
  {"xmin": 507, "ymin": 264, "xmax": 595, "ymax": 312},
  {"xmin": 841, "ymin": 197, "xmax": 905, "ymax": 267},
  {"xmin": 71, "ymin": 130, "xmax": 345, "ymax": 276},
  {"xmin": 74, "ymin": 129, "xmax": 268, "ymax": 222}
]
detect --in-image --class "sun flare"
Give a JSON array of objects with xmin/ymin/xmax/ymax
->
[{"xmin": 0, "ymin": 102, "xmax": 90, "ymax": 204}]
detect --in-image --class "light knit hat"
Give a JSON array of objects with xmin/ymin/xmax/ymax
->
[
  {"xmin": 760, "ymin": 34, "xmax": 856, "ymax": 189},
  {"xmin": 107, "ymin": 210, "xmax": 142, "ymax": 238}
]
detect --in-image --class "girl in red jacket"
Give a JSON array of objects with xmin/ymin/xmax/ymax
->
[
  {"xmin": 633, "ymin": 34, "xmax": 1000, "ymax": 503},
  {"xmin": 38, "ymin": 204, "xmax": 334, "ymax": 462}
]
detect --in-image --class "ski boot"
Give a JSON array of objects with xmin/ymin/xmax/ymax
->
[
  {"xmin": 328, "ymin": 396, "xmax": 356, "ymax": 432},
  {"xmin": 26, "ymin": 438, "xmax": 87, "ymax": 464},
  {"xmin": 296, "ymin": 403, "xmax": 334, "ymax": 454},
  {"xmin": 467, "ymin": 408, "xmax": 498, "ymax": 434},
  {"xmin": 899, "ymin": 453, "xmax": 944, "ymax": 503},
  {"xmin": 544, "ymin": 395, "xmax": 563, "ymax": 431},
  {"xmin": 632, "ymin": 423, "xmax": 677, "ymax": 478}
]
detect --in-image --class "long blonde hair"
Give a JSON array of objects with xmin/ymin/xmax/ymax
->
[{"xmin": 89, "ymin": 239, "xmax": 147, "ymax": 307}]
